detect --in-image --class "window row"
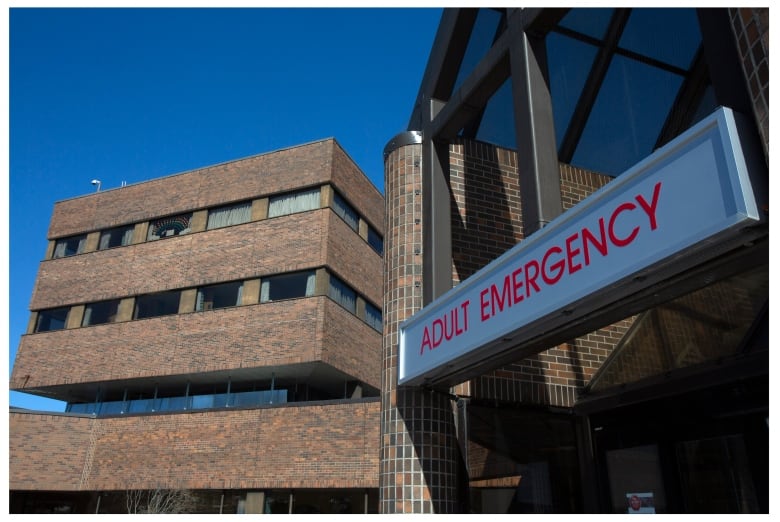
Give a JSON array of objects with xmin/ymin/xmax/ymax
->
[
  {"xmin": 66, "ymin": 375, "xmax": 377, "ymax": 418},
  {"xmin": 51, "ymin": 185, "xmax": 383, "ymax": 258},
  {"xmin": 33, "ymin": 270, "xmax": 383, "ymax": 334},
  {"xmin": 68, "ymin": 388, "xmax": 289, "ymax": 416}
]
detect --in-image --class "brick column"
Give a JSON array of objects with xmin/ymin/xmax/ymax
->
[
  {"xmin": 729, "ymin": 7, "xmax": 769, "ymax": 161},
  {"xmin": 380, "ymin": 133, "xmax": 464, "ymax": 513}
]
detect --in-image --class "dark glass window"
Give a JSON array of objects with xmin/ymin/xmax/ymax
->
[
  {"xmin": 547, "ymin": 8, "xmax": 705, "ymax": 176},
  {"xmin": 328, "ymin": 276, "xmax": 356, "ymax": 314},
  {"xmin": 52, "ymin": 235, "xmax": 86, "ymax": 258},
  {"xmin": 196, "ymin": 281, "xmax": 243, "ymax": 311},
  {"xmin": 99, "ymin": 225, "xmax": 134, "ymax": 250},
  {"xmin": 332, "ymin": 192, "xmax": 359, "ymax": 232},
  {"xmin": 35, "ymin": 307, "xmax": 69, "ymax": 332},
  {"xmin": 260, "ymin": 271, "xmax": 316, "ymax": 302},
  {"xmin": 367, "ymin": 226, "xmax": 383, "ymax": 256},
  {"xmin": 207, "ymin": 201, "xmax": 252, "ymax": 229},
  {"xmin": 558, "ymin": 8, "xmax": 614, "ymax": 39},
  {"xmin": 82, "ymin": 299, "xmax": 120, "ymax": 326},
  {"xmin": 365, "ymin": 302, "xmax": 382, "ymax": 333},
  {"xmin": 134, "ymin": 290, "xmax": 181, "ymax": 319},
  {"xmin": 546, "ymin": 32, "xmax": 599, "ymax": 147},
  {"xmin": 147, "ymin": 213, "xmax": 192, "ymax": 241},
  {"xmin": 572, "ymin": 54, "xmax": 683, "ymax": 175},
  {"xmin": 618, "ymin": 8, "xmax": 701, "ymax": 70}
]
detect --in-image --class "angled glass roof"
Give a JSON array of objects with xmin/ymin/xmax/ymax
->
[
  {"xmin": 451, "ymin": 8, "xmax": 505, "ymax": 95},
  {"xmin": 455, "ymin": 8, "xmax": 713, "ymax": 177},
  {"xmin": 585, "ymin": 262, "xmax": 768, "ymax": 394},
  {"xmin": 618, "ymin": 8, "xmax": 701, "ymax": 70},
  {"xmin": 546, "ymin": 32, "xmax": 598, "ymax": 149},
  {"xmin": 546, "ymin": 7, "xmax": 710, "ymax": 176},
  {"xmin": 558, "ymin": 8, "xmax": 613, "ymax": 40},
  {"xmin": 571, "ymin": 54, "xmax": 684, "ymax": 175}
]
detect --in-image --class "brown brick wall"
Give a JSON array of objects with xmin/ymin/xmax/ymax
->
[
  {"xmin": 46, "ymin": 140, "xmax": 340, "ymax": 239},
  {"xmin": 321, "ymin": 299, "xmax": 382, "ymax": 389},
  {"xmin": 31, "ymin": 211, "xmax": 329, "ymax": 310},
  {"xmin": 330, "ymin": 140, "xmax": 385, "ymax": 232},
  {"xmin": 12, "ymin": 296, "xmax": 375, "ymax": 390},
  {"xmin": 450, "ymin": 140, "xmax": 523, "ymax": 282},
  {"xmin": 10, "ymin": 400, "xmax": 380, "ymax": 491},
  {"xmin": 326, "ymin": 212, "xmax": 383, "ymax": 308},
  {"xmin": 9, "ymin": 412, "xmax": 94, "ymax": 491},
  {"xmin": 448, "ymin": 139, "xmax": 630, "ymax": 407},
  {"xmin": 381, "ymin": 140, "xmax": 462, "ymax": 513},
  {"xmin": 729, "ymin": 7, "xmax": 769, "ymax": 160}
]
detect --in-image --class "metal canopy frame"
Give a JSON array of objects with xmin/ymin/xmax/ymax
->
[
  {"xmin": 400, "ymin": 7, "xmax": 767, "ymax": 390},
  {"xmin": 412, "ymin": 8, "xmax": 569, "ymax": 304},
  {"xmin": 408, "ymin": 8, "xmax": 761, "ymax": 307}
]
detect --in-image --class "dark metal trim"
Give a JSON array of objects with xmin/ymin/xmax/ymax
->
[
  {"xmin": 421, "ymin": 136, "xmax": 453, "ymax": 304},
  {"xmin": 510, "ymin": 28, "xmax": 563, "ymax": 235},
  {"xmin": 427, "ymin": 47, "xmax": 511, "ymax": 140},
  {"xmin": 383, "ymin": 131, "xmax": 423, "ymax": 159},
  {"xmin": 407, "ymin": 9, "xmax": 477, "ymax": 131}
]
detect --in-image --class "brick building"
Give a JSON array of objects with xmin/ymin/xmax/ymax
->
[
  {"xmin": 381, "ymin": 7, "xmax": 768, "ymax": 514},
  {"xmin": 10, "ymin": 7, "xmax": 769, "ymax": 515},
  {"xmin": 10, "ymin": 139, "xmax": 384, "ymax": 514}
]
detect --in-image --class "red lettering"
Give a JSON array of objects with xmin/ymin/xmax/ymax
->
[
  {"xmin": 490, "ymin": 276, "xmax": 512, "ymax": 316},
  {"xmin": 524, "ymin": 259, "xmax": 540, "ymax": 297},
  {"xmin": 459, "ymin": 300, "xmax": 470, "ymax": 333},
  {"xmin": 542, "ymin": 245, "xmax": 565, "ymax": 285},
  {"xmin": 636, "ymin": 181, "xmax": 662, "ymax": 230},
  {"xmin": 480, "ymin": 288, "xmax": 490, "ymax": 321},
  {"xmin": 453, "ymin": 299, "xmax": 469, "ymax": 335},
  {"xmin": 565, "ymin": 232, "xmax": 582, "ymax": 274},
  {"xmin": 608, "ymin": 202, "xmax": 639, "ymax": 247},
  {"xmin": 444, "ymin": 311, "xmax": 454, "ymax": 341},
  {"xmin": 420, "ymin": 326, "xmax": 432, "ymax": 355},
  {"xmin": 512, "ymin": 267, "xmax": 524, "ymax": 304},
  {"xmin": 432, "ymin": 318, "xmax": 444, "ymax": 347},
  {"xmin": 582, "ymin": 217, "xmax": 608, "ymax": 266},
  {"xmin": 445, "ymin": 183, "xmax": 662, "ymax": 339}
]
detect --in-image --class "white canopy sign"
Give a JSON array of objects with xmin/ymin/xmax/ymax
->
[{"xmin": 398, "ymin": 107, "xmax": 764, "ymax": 386}]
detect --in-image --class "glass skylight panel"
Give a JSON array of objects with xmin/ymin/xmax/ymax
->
[
  {"xmin": 618, "ymin": 8, "xmax": 701, "ymax": 70},
  {"xmin": 558, "ymin": 8, "xmax": 614, "ymax": 40},
  {"xmin": 572, "ymin": 55, "xmax": 683, "ymax": 176},
  {"xmin": 451, "ymin": 8, "xmax": 504, "ymax": 95},
  {"xmin": 546, "ymin": 32, "xmax": 600, "ymax": 148}
]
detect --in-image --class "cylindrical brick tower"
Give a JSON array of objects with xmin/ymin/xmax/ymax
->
[{"xmin": 380, "ymin": 132, "xmax": 464, "ymax": 513}]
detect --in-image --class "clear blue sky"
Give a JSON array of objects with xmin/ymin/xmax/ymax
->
[{"xmin": 7, "ymin": 7, "xmax": 443, "ymax": 411}]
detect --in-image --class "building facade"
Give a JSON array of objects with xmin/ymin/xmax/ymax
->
[
  {"xmin": 381, "ymin": 7, "xmax": 768, "ymax": 514},
  {"xmin": 9, "ymin": 7, "xmax": 769, "ymax": 516},
  {"xmin": 10, "ymin": 139, "xmax": 385, "ymax": 514}
]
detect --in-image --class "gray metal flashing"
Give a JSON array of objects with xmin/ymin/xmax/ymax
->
[{"xmin": 383, "ymin": 131, "xmax": 423, "ymax": 159}]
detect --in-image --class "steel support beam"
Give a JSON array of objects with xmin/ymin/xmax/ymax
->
[
  {"xmin": 422, "ymin": 106, "xmax": 453, "ymax": 304},
  {"xmin": 418, "ymin": 7, "xmax": 571, "ymax": 299},
  {"xmin": 408, "ymin": 9, "xmax": 478, "ymax": 131},
  {"xmin": 510, "ymin": 28, "xmax": 563, "ymax": 235}
]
